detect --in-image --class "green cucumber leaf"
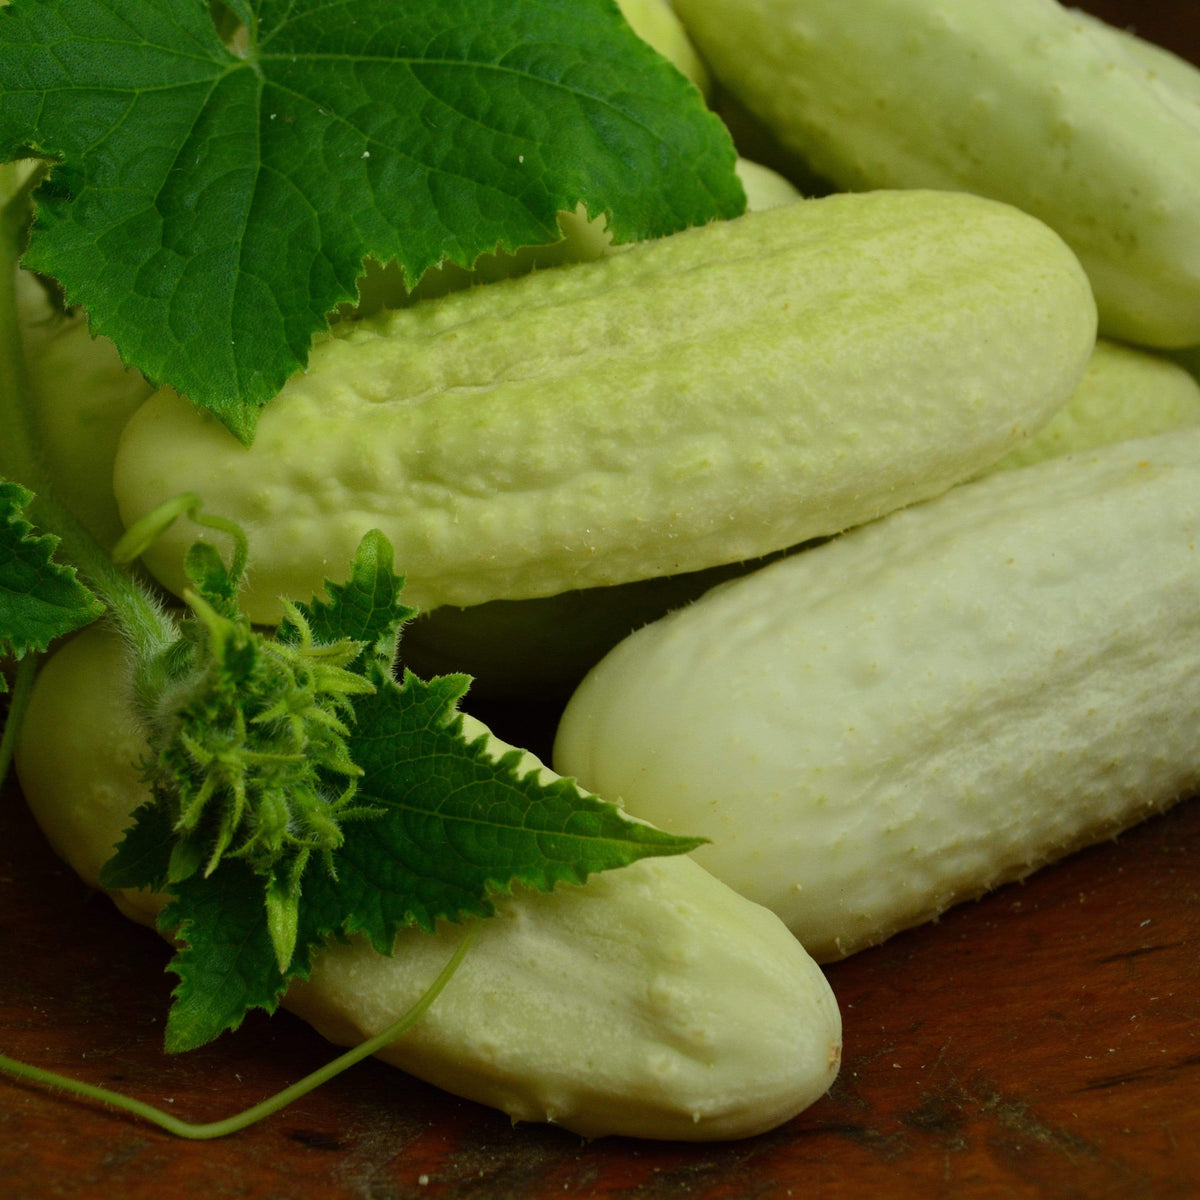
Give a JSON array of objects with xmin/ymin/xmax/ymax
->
[
  {"xmin": 0, "ymin": 478, "xmax": 104, "ymax": 667},
  {"xmin": 310, "ymin": 670, "xmax": 705, "ymax": 954},
  {"xmin": 278, "ymin": 528, "xmax": 416, "ymax": 676},
  {"xmin": 159, "ymin": 858, "xmax": 295, "ymax": 1052},
  {"xmin": 0, "ymin": 0, "xmax": 743, "ymax": 441}
]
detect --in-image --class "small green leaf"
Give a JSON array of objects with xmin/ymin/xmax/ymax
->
[
  {"xmin": 0, "ymin": 0, "xmax": 743, "ymax": 438},
  {"xmin": 264, "ymin": 856, "xmax": 304, "ymax": 977},
  {"xmin": 0, "ymin": 478, "xmax": 104, "ymax": 661},
  {"xmin": 101, "ymin": 797, "xmax": 175, "ymax": 891},
  {"xmin": 159, "ymin": 860, "xmax": 295, "ymax": 1053},
  {"xmin": 280, "ymin": 528, "xmax": 417, "ymax": 676},
  {"xmin": 307, "ymin": 670, "xmax": 706, "ymax": 952}
]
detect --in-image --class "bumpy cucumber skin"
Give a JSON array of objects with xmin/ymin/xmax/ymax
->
[
  {"xmin": 375, "ymin": 339, "xmax": 1200, "ymax": 700},
  {"xmin": 672, "ymin": 0, "xmax": 1200, "ymax": 348},
  {"xmin": 114, "ymin": 190, "xmax": 1095, "ymax": 623},
  {"xmin": 554, "ymin": 427, "xmax": 1200, "ymax": 962},
  {"xmin": 14, "ymin": 627, "xmax": 841, "ymax": 1141}
]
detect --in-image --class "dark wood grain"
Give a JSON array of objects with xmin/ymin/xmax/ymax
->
[{"xmin": 4, "ymin": 3, "xmax": 1200, "ymax": 1197}]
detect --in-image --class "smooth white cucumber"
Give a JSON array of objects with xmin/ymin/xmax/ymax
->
[
  {"xmin": 673, "ymin": 0, "xmax": 1200, "ymax": 347},
  {"xmin": 554, "ymin": 427, "xmax": 1200, "ymax": 960}
]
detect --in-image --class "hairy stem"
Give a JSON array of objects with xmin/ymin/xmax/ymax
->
[{"xmin": 0, "ymin": 654, "xmax": 36, "ymax": 785}]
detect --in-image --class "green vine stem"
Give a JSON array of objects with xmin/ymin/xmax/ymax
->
[
  {"xmin": 0, "ymin": 922, "xmax": 476, "ymax": 1139},
  {"xmin": 0, "ymin": 654, "xmax": 36, "ymax": 784},
  {"xmin": 112, "ymin": 491, "xmax": 250, "ymax": 582},
  {"xmin": 111, "ymin": 492, "xmax": 207, "ymax": 566}
]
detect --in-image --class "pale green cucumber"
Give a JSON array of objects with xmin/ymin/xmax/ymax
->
[
  {"xmin": 15, "ymin": 625, "xmax": 841, "ymax": 1141},
  {"xmin": 733, "ymin": 155, "xmax": 803, "ymax": 209},
  {"xmin": 15, "ymin": 269, "xmax": 154, "ymax": 548},
  {"xmin": 554, "ymin": 426, "xmax": 1200, "ymax": 961},
  {"xmin": 114, "ymin": 190, "xmax": 1095, "ymax": 624},
  {"xmin": 672, "ymin": 0, "xmax": 1200, "ymax": 347},
  {"xmin": 402, "ymin": 337, "xmax": 1200, "ymax": 698}
]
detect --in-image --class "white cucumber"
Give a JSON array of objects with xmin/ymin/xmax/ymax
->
[
  {"xmin": 554, "ymin": 427, "xmax": 1200, "ymax": 961},
  {"xmin": 672, "ymin": 0, "xmax": 1200, "ymax": 347},
  {"xmin": 14, "ymin": 625, "xmax": 841, "ymax": 1141},
  {"xmin": 733, "ymin": 155, "xmax": 803, "ymax": 210},
  {"xmin": 288, "ymin": 338, "xmax": 1197, "ymax": 705},
  {"xmin": 399, "ymin": 337, "xmax": 1200, "ymax": 700}
]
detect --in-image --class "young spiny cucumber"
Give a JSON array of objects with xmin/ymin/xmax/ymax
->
[
  {"xmin": 114, "ymin": 190, "xmax": 1095, "ymax": 623},
  {"xmin": 14, "ymin": 625, "xmax": 841, "ymax": 1141},
  {"xmin": 672, "ymin": 0, "xmax": 1200, "ymax": 347},
  {"xmin": 554, "ymin": 427, "xmax": 1200, "ymax": 961}
]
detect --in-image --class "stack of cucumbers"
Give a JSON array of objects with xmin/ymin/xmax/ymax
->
[{"xmin": 11, "ymin": 0, "xmax": 1200, "ymax": 1143}]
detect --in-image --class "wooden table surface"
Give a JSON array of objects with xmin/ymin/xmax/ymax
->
[
  {"xmin": 3, "ymin": 760, "xmax": 1199, "ymax": 1200},
  {"xmin": 3, "ymin": 3, "xmax": 1200, "ymax": 1198}
]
